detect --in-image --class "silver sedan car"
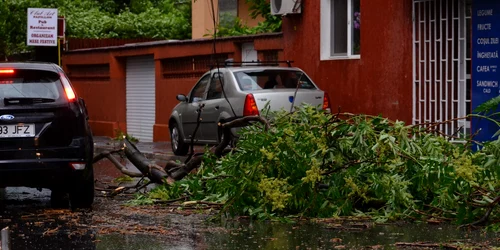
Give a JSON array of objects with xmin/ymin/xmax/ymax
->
[{"xmin": 168, "ymin": 66, "xmax": 330, "ymax": 155}]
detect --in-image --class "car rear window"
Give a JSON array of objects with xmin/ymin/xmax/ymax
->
[
  {"xmin": 0, "ymin": 69, "xmax": 65, "ymax": 105},
  {"xmin": 234, "ymin": 70, "xmax": 317, "ymax": 91}
]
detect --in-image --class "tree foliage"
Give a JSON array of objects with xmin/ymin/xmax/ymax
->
[
  {"xmin": 140, "ymin": 105, "xmax": 500, "ymax": 225},
  {"xmin": 1, "ymin": 0, "xmax": 191, "ymax": 58}
]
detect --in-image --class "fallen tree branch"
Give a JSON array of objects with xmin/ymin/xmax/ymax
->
[
  {"xmin": 394, "ymin": 242, "xmax": 459, "ymax": 249},
  {"xmin": 460, "ymin": 195, "xmax": 500, "ymax": 228},
  {"xmin": 186, "ymin": 104, "xmax": 205, "ymax": 163},
  {"xmin": 166, "ymin": 116, "xmax": 270, "ymax": 181},
  {"xmin": 220, "ymin": 115, "xmax": 270, "ymax": 131},
  {"xmin": 152, "ymin": 196, "xmax": 189, "ymax": 204},
  {"xmin": 106, "ymin": 154, "xmax": 144, "ymax": 177},
  {"xmin": 123, "ymin": 138, "xmax": 169, "ymax": 184},
  {"xmin": 92, "ymin": 149, "xmax": 124, "ymax": 163},
  {"xmin": 93, "ymin": 149, "xmax": 143, "ymax": 177},
  {"xmin": 182, "ymin": 200, "xmax": 224, "ymax": 207}
]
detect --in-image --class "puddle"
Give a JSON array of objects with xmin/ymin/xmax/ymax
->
[
  {"xmin": 201, "ymin": 220, "xmax": 500, "ymax": 249},
  {"xmin": 92, "ymin": 219, "xmax": 500, "ymax": 250}
]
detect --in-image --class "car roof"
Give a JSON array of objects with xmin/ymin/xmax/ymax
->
[
  {"xmin": 0, "ymin": 62, "xmax": 61, "ymax": 73},
  {"xmin": 226, "ymin": 66, "xmax": 302, "ymax": 73},
  {"xmin": 206, "ymin": 66, "xmax": 303, "ymax": 75}
]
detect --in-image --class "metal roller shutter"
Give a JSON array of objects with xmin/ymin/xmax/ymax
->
[{"xmin": 126, "ymin": 55, "xmax": 155, "ymax": 142}]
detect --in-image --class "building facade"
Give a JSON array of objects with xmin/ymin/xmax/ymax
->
[
  {"xmin": 63, "ymin": 0, "xmax": 500, "ymax": 142},
  {"xmin": 281, "ymin": 0, "xmax": 495, "ymax": 142}
]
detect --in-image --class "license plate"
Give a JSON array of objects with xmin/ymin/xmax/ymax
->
[{"xmin": 0, "ymin": 124, "xmax": 35, "ymax": 138}]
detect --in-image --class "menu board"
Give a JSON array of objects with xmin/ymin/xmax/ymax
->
[{"xmin": 472, "ymin": 0, "xmax": 500, "ymax": 143}]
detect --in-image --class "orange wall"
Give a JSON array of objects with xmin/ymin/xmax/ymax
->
[
  {"xmin": 282, "ymin": 0, "xmax": 414, "ymax": 123},
  {"xmin": 63, "ymin": 34, "xmax": 284, "ymax": 141}
]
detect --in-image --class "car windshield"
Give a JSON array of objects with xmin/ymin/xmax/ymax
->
[
  {"xmin": 234, "ymin": 70, "xmax": 317, "ymax": 91},
  {"xmin": 0, "ymin": 69, "xmax": 63, "ymax": 104}
]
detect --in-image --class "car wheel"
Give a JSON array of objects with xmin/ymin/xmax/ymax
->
[
  {"xmin": 69, "ymin": 165, "xmax": 95, "ymax": 209},
  {"xmin": 170, "ymin": 122, "xmax": 189, "ymax": 156},
  {"xmin": 50, "ymin": 189, "xmax": 69, "ymax": 208}
]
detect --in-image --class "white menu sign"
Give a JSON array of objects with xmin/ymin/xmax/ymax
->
[{"xmin": 27, "ymin": 8, "xmax": 58, "ymax": 46}]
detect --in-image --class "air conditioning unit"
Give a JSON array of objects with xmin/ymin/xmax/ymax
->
[{"xmin": 271, "ymin": 0, "xmax": 302, "ymax": 16}]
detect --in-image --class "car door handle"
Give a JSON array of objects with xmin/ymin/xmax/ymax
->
[{"xmin": 215, "ymin": 105, "xmax": 220, "ymax": 110}]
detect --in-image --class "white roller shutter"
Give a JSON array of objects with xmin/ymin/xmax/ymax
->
[{"xmin": 126, "ymin": 55, "xmax": 155, "ymax": 142}]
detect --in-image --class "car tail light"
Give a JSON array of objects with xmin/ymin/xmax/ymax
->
[
  {"xmin": 322, "ymin": 93, "xmax": 331, "ymax": 112},
  {"xmin": 70, "ymin": 162, "xmax": 86, "ymax": 170},
  {"xmin": 0, "ymin": 69, "xmax": 14, "ymax": 74},
  {"xmin": 59, "ymin": 73, "xmax": 77, "ymax": 102},
  {"xmin": 243, "ymin": 94, "xmax": 260, "ymax": 116}
]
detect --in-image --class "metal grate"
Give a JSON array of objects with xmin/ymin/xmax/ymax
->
[
  {"xmin": 66, "ymin": 64, "xmax": 110, "ymax": 80},
  {"xmin": 412, "ymin": 0, "xmax": 471, "ymax": 142},
  {"xmin": 161, "ymin": 54, "xmax": 229, "ymax": 79}
]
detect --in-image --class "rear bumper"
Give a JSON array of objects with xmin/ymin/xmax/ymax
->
[
  {"xmin": 0, "ymin": 137, "xmax": 92, "ymax": 189},
  {"xmin": 0, "ymin": 159, "xmax": 87, "ymax": 189}
]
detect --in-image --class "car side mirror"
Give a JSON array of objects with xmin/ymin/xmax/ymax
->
[{"xmin": 176, "ymin": 94, "xmax": 187, "ymax": 102}]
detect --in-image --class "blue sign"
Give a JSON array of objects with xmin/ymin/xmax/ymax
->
[{"xmin": 472, "ymin": 0, "xmax": 500, "ymax": 144}]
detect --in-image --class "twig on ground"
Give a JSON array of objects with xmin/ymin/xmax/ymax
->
[{"xmin": 395, "ymin": 242, "xmax": 459, "ymax": 249}]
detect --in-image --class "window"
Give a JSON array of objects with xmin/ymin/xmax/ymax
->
[
  {"xmin": 207, "ymin": 73, "xmax": 224, "ymax": 100},
  {"xmin": 0, "ymin": 70, "xmax": 64, "ymax": 106},
  {"xmin": 218, "ymin": 0, "xmax": 238, "ymax": 28},
  {"xmin": 234, "ymin": 70, "xmax": 317, "ymax": 91},
  {"xmin": 321, "ymin": 0, "xmax": 361, "ymax": 60},
  {"xmin": 190, "ymin": 74, "xmax": 210, "ymax": 103}
]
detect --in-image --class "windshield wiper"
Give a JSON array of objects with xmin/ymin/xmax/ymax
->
[{"xmin": 4, "ymin": 97, "xmax": 56, "ymax": 106}]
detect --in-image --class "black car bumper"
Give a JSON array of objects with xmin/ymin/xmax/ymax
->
[
  {"xmin": 0, "ymin": 139, "xmax": 92, "ymax": 189},
  {"xmin": 0, "ymin": 159, "xmax": 88, "ymax": 189}
]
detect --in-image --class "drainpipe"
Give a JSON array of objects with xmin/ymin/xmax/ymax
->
[{"xmin": 1, "ymin": 227, "xmax": 10, "ymax": 250}]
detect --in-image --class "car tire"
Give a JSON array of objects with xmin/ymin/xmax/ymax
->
[
  {"xmin": 69, "ymin": 165, "xmax": 95, "ymax": 209},
  {"xmin": 50, "ymin": 189, "xmax": 69, "ymax": 208},
  {"xmin": 170, "ymin": 122, "xmax": 189, "ymax": 156}
]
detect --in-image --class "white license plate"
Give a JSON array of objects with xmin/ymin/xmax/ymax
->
[{"xmin": 0, "ymin": 124, "xmax": 35, "ymax": 138}]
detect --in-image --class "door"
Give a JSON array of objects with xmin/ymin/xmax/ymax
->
[
  {"xmin": 181, "ymin": 74, "xmax": 210, "ymax": 141},
  {"xmin": 202, "ymin": 72, "xmax": 225, "ymax": 142},
  {"xmin": 242, "ymin": 42, "xmax": 258, "ymax": 64},
  {"xmin": 126, "ymin": 55, "xmax": 155, "ymax": 142}
]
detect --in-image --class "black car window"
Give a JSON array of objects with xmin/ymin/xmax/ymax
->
[
  {"xmin": 0, "ymin": 69, "xmax": 64, "ymax": 106},
  {"xmin": 207, "ymin": 73, "xmax": 224, "ymax": 100},
  {"xmin": 190, "ymin": 74, "xmax": 210, "ymax": 103},
  {"xmin": 234, "ymin": 70, "xmax": 317, "ymax": 91}
]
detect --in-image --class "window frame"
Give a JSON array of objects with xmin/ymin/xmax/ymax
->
[
  {"xmin": 207, "ymin": 72, "xmax": 224, "ymax": 100},
  {"xmin": 189, "ymin": 74, "xmax": 211, "ymax": 103},
  {"xmin": 218, "ymin": 0, "xmax": 238, "ymax": 28},
  {"xmin": 320, "ymin": 0, "xmax": 361, "ymax": 61}
]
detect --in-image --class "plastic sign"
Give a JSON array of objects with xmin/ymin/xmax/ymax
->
[
  {"xmin": 27, "ymin": 8, "xmax": 58, "ymax": 47},
  {"xmin": 471, "ymin": 0, "xmax": 500, "ymax": 144}
]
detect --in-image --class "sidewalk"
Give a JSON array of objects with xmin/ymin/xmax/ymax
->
[{"xmin": 93, "ymin": 136, "xmax": 204, "ymax": 162}]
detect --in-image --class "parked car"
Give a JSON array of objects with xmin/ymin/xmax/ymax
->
[
  {"xmin": 0, "ymin": 62, "xmax": 94, "ymax": 209},
  {"xmin": 169, "ymin": 63, "xmax": 330, "ymax": 155}
]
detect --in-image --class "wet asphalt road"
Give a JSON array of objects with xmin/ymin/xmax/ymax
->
[
  {"xmin": 0, "ymin": 159, "xmax": 214, "ymax": 250},
  {"xmin": 2, "ymin": 181, "xmax": 500, "ymax": 250},
  {"xmin": 1, "ymin": 150, "xmax": 500, "ymax": 249}
]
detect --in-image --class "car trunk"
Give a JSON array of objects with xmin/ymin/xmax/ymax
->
[
  {"xmin": 0, "ymin": 104, "xmax": 80, "ymax": 150},
  {"xmin": 251, "ymin": 89, "xmax": 325, "ymax": 112}
]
